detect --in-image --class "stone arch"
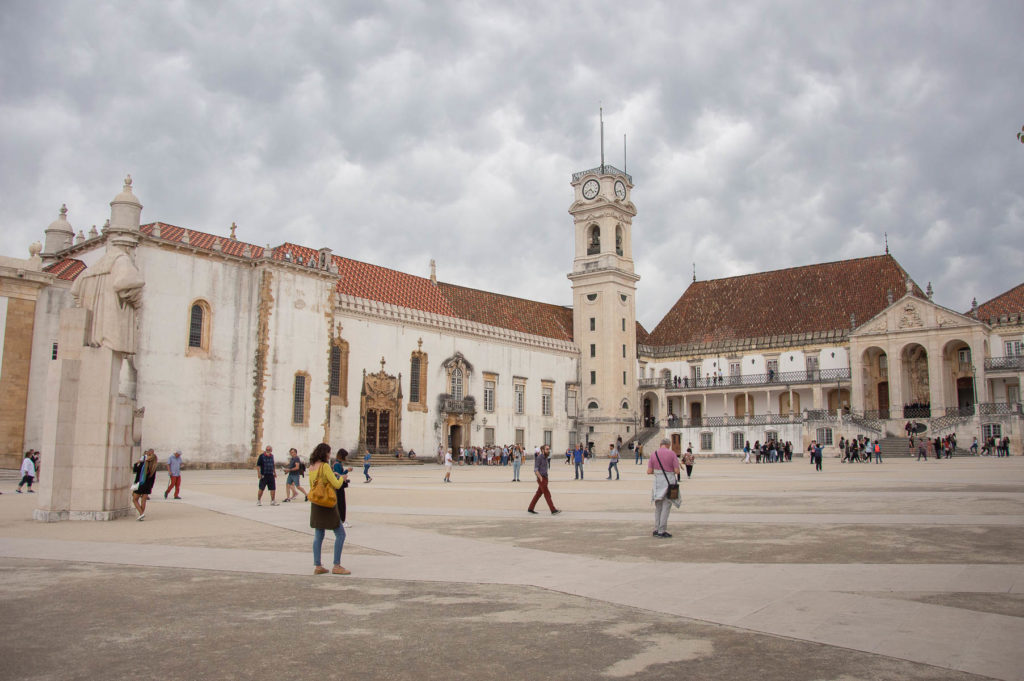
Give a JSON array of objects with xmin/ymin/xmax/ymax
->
[
  {"xmin": 943, "ymin": 338, "xmax": 975, "ymax": 411},
  {"xmin": 779, "ymin": 391, "xmax": 801, "ymax": 415},
  {"xmin": 642, "ymin": 391, "xmax": 659, "ymax": 427},
  {"xmin": 900, "ymin": 343, "xmax": 930, "ymax": 417},
  {"xmin": 587, "ymin": 224, "xmax": 601, "ymax": 254},
  {"xmin": 861, "ymin": 346, "xmax": 889, "ymax": 416}
]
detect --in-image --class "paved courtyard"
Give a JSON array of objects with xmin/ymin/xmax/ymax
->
[{"xmin": 1, "ymin": 456, "xmax": 1023, "ymax": 680}]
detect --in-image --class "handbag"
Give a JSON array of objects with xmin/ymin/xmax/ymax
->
[
  {"xmin": 308, "ymin": 465, "xmax": 338, "ymax": 508},
  {"xmin": 656, "ymin": 452, "xmax": 680, "ymax": 500}
]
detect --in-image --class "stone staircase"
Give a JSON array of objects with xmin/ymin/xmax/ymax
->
[
  {"xmin": 624, "ymin": 426, "xmax": 661, "ymax": 451},
  {"xmin": 878, "ymin": 436, "xmax": 914, "ymax": 458}
]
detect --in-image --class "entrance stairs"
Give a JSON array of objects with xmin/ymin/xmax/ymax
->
[
  {"xmin": 877, "ymin": 436, "xmax": 914, "ymax": 458},
  {"xmin": 624, "ymin": 426, "xmax": 661, "ymax": 451},
  {"xmin": 365, "ymin": 452, "xmax": 425, "ymax": 466}
]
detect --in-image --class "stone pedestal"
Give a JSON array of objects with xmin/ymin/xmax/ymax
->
[{"xmin": 34, "ymin": 307, "xmax": 138, "ymax": 522}]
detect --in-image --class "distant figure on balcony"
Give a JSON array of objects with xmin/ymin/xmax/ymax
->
[{"xmin": 767, "ymin": 368, "xmax": 775, "ymax": 382}]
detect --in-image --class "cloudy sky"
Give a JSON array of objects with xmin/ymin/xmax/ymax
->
[{"xmin": 1, "ymin": 1, "xmax": 1021, "ymax": 329}]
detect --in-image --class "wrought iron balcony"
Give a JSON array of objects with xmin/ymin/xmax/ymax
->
[
  {"xmin": 438, "ymin": 395, "xmax": 476, "ymax": 414},
  {"xmin": 979, "ymin": 402, "xmax": 1023, "ymax": 416},
  {"xmin": 985, "ymin": 356, "xmax": 1024, "ymax": 371},
  {"xmin": 571, "ymin": 164, "xmax": 633, "ymax": 183}
]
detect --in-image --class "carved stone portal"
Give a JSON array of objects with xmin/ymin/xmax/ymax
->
[{"xmin": 357, "ymin": 358, "xmax": 403, "ymax": 455}]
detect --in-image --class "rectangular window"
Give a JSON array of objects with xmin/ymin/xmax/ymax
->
[
  {"xmin": 408, "ymin": 355, "xmax": 420, "ymax": 402},
  {"xmin": 958, "ymin": 348, "xmax": 972, "ymax": 365},
  {"xmin": 700, "ymin": 432, "xmax": 713, "ymax": 451},
  {"xmin": 590, "ymin": 371, "xmax": 596, "ymax": 385},
  {"xmin": 589, "ymin": 317, "xmax": 595, "ymax": 332},
  {"xmin": 543, "ymin": 430, "xmax": 552, "ymax": 447},
  {"xmin": 484, "ymin": 380, "xmax": 495, "ymax": 412},
  {"xmin": 623, "ymin": 371, "xmax": 627, "ymax": 385},
  {"xmin": 816, "ymin": 427, "xmax": 833, "ymax": 445},
  {"xmin": 590, "ymin": 343, "xmax": 596, "ymax": 358},
  {"xmin": 515, "ymin": 382, "xmax": 525, "ymax": 414},
  {"xmin": 621, "ymin": 318, "xmax": 626, "ymax": 331},
  {"xmin": 731, "ymin": 432, "xmax": 745, "ymax": 450},
  {"xmin": 569, "ymin": 430, "xmax": 578, "ymax": 448},
  {"xmin": 515, "ymin": 428, "xmax": 525, "ymax": 446},
  {"xmin": 293, "ymin": 374, "xmax": 307, "ymax": 425},
  {"xmin": 622, "ymin": 344, "xmax": 626, "ymax": 358},
  {"xmin": 729, "ymin": 361, "xmax": 741, "ymax": 377},
  {"xmin": 1007, "ymin": 386, "xmax": 1019, "ymax": 403},
  {"xmin": 330, "ymin": 345, "xmax": 343, "ymax": 397},
  {"xmin": 567, "ymin": 388, "xmax": 578, "ymax": 417},
  {"xmin": 1005, "ymin": 340, "xmax": 1022, "ymax": 357},
  {"xmin": 484, "ymin": 427, "xmax": 495, "ymax": 447},
  {"xmin": 983, "ymin": 423, "xmax": 1002, "ymax": 440},
  {"xmin": 767, "ymin": 359, "xmax": 778, "ymax": 376},
  {"xmin": 690, "ymin": 366, "xmax": 701, "ymax": 382},
  {"xmin": 765, "ymin": 430, "xmax": 778, "ymax": 443},
  {"xmin": 542, "ymin": 386, "xmax": 553, "ymax": 416},
  {"xmin": 51, "ymin": 342, "xmax": 58, "ymax": 360}
]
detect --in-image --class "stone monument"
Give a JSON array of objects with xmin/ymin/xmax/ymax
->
[{"xmin": 35, "ymin": 177, "xmax": 146, "ymax": 522}]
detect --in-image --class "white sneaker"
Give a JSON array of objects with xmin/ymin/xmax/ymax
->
[
  {"xmin": 343, "ymin": 522, "xmax": 351, "ymax": 528},
  {"xmin": 137, "ymin": 513, "xmax": 145, "ymax": 521},
  {"xmin": 270, "ymin": 501, "xmax": 280, "ymax": 506},
  {"xmin": 256, "ymin": 501, "xmax": 262, "ymax": 506}
]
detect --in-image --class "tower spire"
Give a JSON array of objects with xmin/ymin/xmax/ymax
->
[
  {"xmin": 599, "ymin": 105, "xmax": 605, "ymax": 171},
  {"xmin": 884, "ymin": 232, "xmax": 889, "ymax": 254}
]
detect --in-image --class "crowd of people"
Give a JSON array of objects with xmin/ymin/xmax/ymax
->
[{"xmin": 742, "ymin": 439, "xmax": 794, "ymax": 463}]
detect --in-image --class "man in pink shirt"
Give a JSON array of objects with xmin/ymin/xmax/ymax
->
[{"xmin": 647, "ymin": 438, "xmax": 681, "ymax": 537}]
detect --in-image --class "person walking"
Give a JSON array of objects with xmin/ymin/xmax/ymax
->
[
  {"xmin": 917, "ymin": 440, "xmax": 928, "ymax": 461},
  {"xmin": 634, "ymin": 442, "xmax": 643, "ymax": 465},
  {"xmin": 284, "ymin": 448, "xmax": 308, "ymax": 502},
  {"xmin": 16, "ymin": 452, "xmax": 36, "ymax": 493},
  {"xmin": 682, "ymin": 447, "xmax": 695, "ymax": 478},
  {"xmin": 527, "ymin": 445, "xmax": 561, "ymax": 515},
  {"xmin": 256, "ymin": 445, "xmax": 279, "ymax": 506},
  {"xmin": 511, "ymin": 445, "xmax": 523, "ymax": 481},
  {"xmin": 573, "ymin": 443, "xmax": 585, "ymax": 480},
  {"xmin": 814, "ymin": 441, "xmax": 823, "ymax": 471},
  {"xmin": 362, "ymin": 450, "xmax": 373, "ymax": 483},
  {"xmin": 131, "ymin": 449, "xmax": 158, "ymax": 520},
  {"xmin": 648, "ymin": 438, "xmax": 681, "ymax": 538},
  {"xmin": 443, "ymin": 448, "xmax": 453, "ymax": 482},
  {"xmin": 163, "ymin": 450, "xmax": 183, "ymax": 499},
  {"xmin": 308, "ymin": 443, "xmax": 349, "ymax": 575},
  {"xmin": 331, "ymin": 449, "xmax": 351, "ymax": 528},
  {"xmin": 607, "ymin": 443, "xmax": 620, "ymax": 480},
  {"xmin": 874, "ymin": 441, "xmax": 883, "ymax": 464}
]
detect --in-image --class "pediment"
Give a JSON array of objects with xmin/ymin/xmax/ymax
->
[{"xmin": 851, "ymin": 294, "xmax": 982, "ymax": 338}]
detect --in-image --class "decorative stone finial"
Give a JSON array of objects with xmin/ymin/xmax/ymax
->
[
  {"xmin": 417, "ymin": 337, "xmax": 423, "ymax": 350},
  {"xmin": 124, "ymin": 174, "xmax": 132, "ymax": 189},
  {"xmin": 970, "ymin": 297, "xmax": 978, "ymax": 319},
  {"xmin": 926, "ymin": 282, "xmax": 933, "ymax": 299},
  {"xmin": 380, "ymin": 356, "xmax": 386, "ymax": 371},
  {"xmin": 692, "ymin": 263, "xmax": 696, "ymax": 283},
  {"xmin": 88, "ymin": 225, "xmax": 98, "ymax": 237},
  {"xmin": 152, "ymin": 222, "xmax": 161, "ymax": 238},
  {"xmin": 887, "ymin": 289, "xmax": 893, "ymax": 304},
  {"xmin": 75, "ymin": 230, "xmax": 85, "ymax": 244},
  {"xmin": 884, "ymin": 232, "xmax": 889, "ymax": 255},
  {"xmin": 242, "ymin": 243, "xmax": 252, "ymax": 258},
  {"xmin": 213, "ymin": 238, "xmax": 222, "ymax": 252},
  {"xmin": 102, "ymin": 219, "xmax": 110, "ymax": 233},
  {"xmin": 230, "ymin": 222, "xmax": 237, "ymax": 240},
  {"xmin": 181, "ymin": 230, "xmax": 190, "ymax": 245},
  {"xmin": 263, "ymin": 244, "xmax": 272, "ymax": 260},
  {"xmin": 429, "ymin": 258, "xmax": 437, "ymax": 284},
  {"xmin": 60, "ymin": 204, "xmax": 68, "ymax": 217},
  {"xmin": 29, "ymin": 241, "xmax": 42, "ymax": 257},
  {"xmin": 906, "ymin": 278, "xmax": 913, "ymax": 294}
]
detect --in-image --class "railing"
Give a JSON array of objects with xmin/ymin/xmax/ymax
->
[
  {"xmin": 665, "ymin": 413, "xmax": 803, "ymax": 428},
  {"xmin": 903, "ymin": 406, "xmax": 931, "ymax": 418},
  {"xmin": 979, "ymin": 402, "xmax": 1023, "ymax": 416},
  {"xmin": 805, "ymin": 409, "xmax": 838, "ymax": 422},
  {"xmin": 944, "ymin": 405, "xmax": 975, "ymax": 417},
  {"xmin": 643, "ymin": 368, "xmax": 852, "ymax": 391},
  {"xmin": 439, "ymin": 396, "xmax": 476, "ymax": 414},
  {"xmin": 571, "ymin": 164, "xmax": 633, "ymax": 183},
  {"xmin": 862, "ymin": 409, "xmax": 891, "ymax": 420},
  {"xmin": 985, "ymin": 357, "xmax": 1024, "ymax": 371}
]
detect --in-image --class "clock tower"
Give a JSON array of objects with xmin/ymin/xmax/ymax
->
[{"xmin": 567, "ymin": 164, "xmax": 640, "ymax": 453}]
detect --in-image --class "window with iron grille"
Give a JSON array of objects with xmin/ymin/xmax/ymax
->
[
  {"xmin": 409, "ymin": 355, "xmax": 420, "ymax": 402},
  {"xmin": 543, "ymin": 430, "xmax": 552, "ymax": 447},
  {"xmin": 51, "ymin": 342, "xmax": 58, "ymax": 360},
  {"xmin": 1005, "ymin": 340, "xmax": 1022, "ymax": 357},
  {"xmin": 515, "ymin": 382, "xmax": 525, "ymax": 414},
  {"xmin": 330, "ymin": 345, "xmax": 342, "ymax": 397},
  {"xmin": 731, "ymin": 432, "xmax": 744, "ymax": 450},
  {"xmin": 450, "ymin": 367, "xmax": 463, "ymax": 400},
  {"xmin": 589, "ymin": 317, "xmax": 595, "ymax": 331},
  {"xmin": 590, "ymin": 343, "xmax": 596, "ymax": 357},
  {"xmin": 293, "ymin": 374, "xmax": 307, "ymax": 425},
  {"xmin": 542, "ymin": 387, "xmax": 552, "ymax": 416},
  {"xmin": 515, "ymin": 428, "xmax": 525, "ymax": 446},
  {"xmin": 983, "ymin": 423, "xmax": 1002, "ymax": 440},
  {"xmin": 188, "ymin": 304, "xmax": 204, "ymax": 348},
  {"xmin": 590, "ymin": 371, "xmax": 596, "ymax": 385},
  {"xmin": 816, "ymin": 427, "xmax": 833, "ymax": 445},
  {"xmin": 700, "ymin": 432, "xmax": 713, "ymax": 450}
]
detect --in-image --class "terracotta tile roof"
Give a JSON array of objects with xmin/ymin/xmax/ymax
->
[
  {"xmin": 141, "ymin": 222, "xmax": 265, "ymax": 258},
  {"xmin": 635, "ymin": 321, "xmax": 650, "ymax": 346},
  {"xmin": 436, "ymin": 282, "xmax": 574, "ymax": 341},
  {"xmin": 975, "ymin": 283, "xmax": 1024, "ymax": 320},
  {"xmin": 43, "ymin": 258, "xmax": 87, "ymax": 281},
  {"xmin": 645, "ymin": 254, "xmax": 923, "ymax": 348}
]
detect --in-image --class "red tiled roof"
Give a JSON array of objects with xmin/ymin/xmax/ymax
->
[
  {"xmin": 645, "ymin": 254, "xmax": 923, "ymax": 347},
  {"xmin": 141, "ymin": 222, "xmax": 265, "ymax": 258},
  {"xmin": 635, "ymin": 321, "xmax": 650, "ymax": 346},
  {"xmin": 43, "ymin": 258, "xmax": 87, "ymax": 281},
  {"xmin": 975, "ymin": 283, "xmax": 1024, "ymax": 320},
  {"xmin": 436, "ymin": 282, "xmax": 574, "ymax": 341}
]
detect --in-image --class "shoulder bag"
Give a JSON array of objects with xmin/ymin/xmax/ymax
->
[
  {"xmin": 656, "ymin": 452, "xmax": 680, "ymax": 500},
  {"xmin": 308, "ymin": 465, "xmax": 338, "ymax": 508}
]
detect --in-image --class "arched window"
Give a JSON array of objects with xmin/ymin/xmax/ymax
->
[
  {"xmin": 587, "ymin": 225, "xmax": 601, "ymax": 254},
  {"xmin": 587, "ymin": 400, "xmax": 599, "ymax": 410},
  {"xmin": 408, "ymin": 344, "xmax": 428, "ymax": 413},
  {"xmin": 615, "ymin": 225, "xmax": 623, "ymax": 256},
  {"xmin": 450, "ymin": 367, "xmax": 463, "ymax": 400},
  {"xmin": 186, "ymin": 299, "xmax": 211, "ymax": 356},
  {"xmin": 328, "ymin": 338, "xmax": 349, "ymax": 406}
]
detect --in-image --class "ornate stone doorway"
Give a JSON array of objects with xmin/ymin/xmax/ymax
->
[
  {"xmin": 358, "ymin": 358, "xmax": 403, "ymax": 455},
  {"xmin": 448, "ymin": 424, "xmax": 463, "ymax": 451}
]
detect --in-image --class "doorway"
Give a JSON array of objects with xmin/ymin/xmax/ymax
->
[
  {"xmin": 877, "ymin": 382, "xmax": 890, "ymax": 418},
  {"xmin": 956, "ymin": 377, "xmax": 975, "ymax": 411},
  {"xmin": 671, "ymin": 433, "xmax": 681, "ymax": 455},
  {"xmin": 689, "ymin": 401, "xmax": 702, "ymax": 422},
  {"xmin": 448, "ymin": 425, "xmax": 463, "ymax": 452}
]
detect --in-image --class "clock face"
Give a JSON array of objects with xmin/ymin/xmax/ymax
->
[
  {"xmin": 582, "ymin": 179, "xmax": 600, "ymax": 200},
  {"xmin": 614, "ymin": 180, "xmax": 626, "ymax": 200}
]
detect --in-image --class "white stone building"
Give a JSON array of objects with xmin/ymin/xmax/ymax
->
[{"xmin": 1, "ymin": 167, "xmax": 1022, "ymax": 468}]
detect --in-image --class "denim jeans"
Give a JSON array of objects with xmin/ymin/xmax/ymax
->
[
  {"xmin": 607, "ymin": 461, "xmax": 619, "ymax": 479},
  {"xmin": 362, "ymin": 463, "xmax": 371, "ymax": 480},
  {"xmin": 313, "ymin": 525, "xmax": 346, "ymax": 566},
  {"xmin": 574, "ymin": 462, "xmax": 584, "ymax": 479},
  {"xmin": 512, "ymin": 460, "xmax": 521, "ymax": 480}
]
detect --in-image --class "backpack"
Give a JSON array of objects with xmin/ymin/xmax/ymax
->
[{"xmin": 298, "ymin": 461, "xmax": 306, "ymax": 477}]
